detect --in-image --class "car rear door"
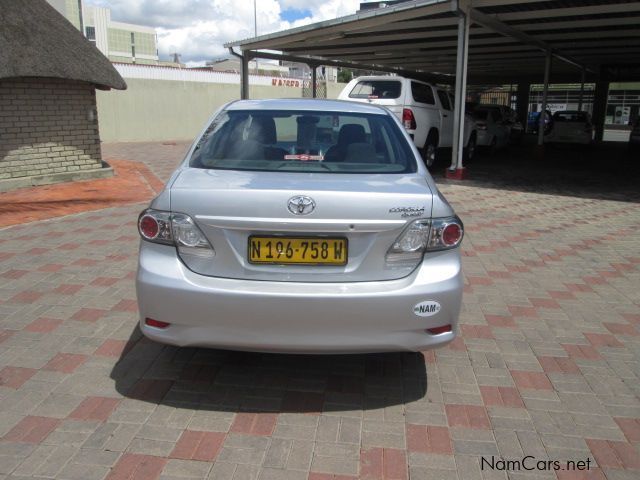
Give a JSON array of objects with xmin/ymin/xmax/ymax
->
[
  {"xmin": 436, "ymin": 90, "xmax": 453, "ymax": 147},
  {"xmin": 409, "ymin": 81, "xmax": 439, "ymax": 149}
]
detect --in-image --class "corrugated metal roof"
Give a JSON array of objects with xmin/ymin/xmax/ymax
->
[{"xmin": 226, "ymin": 0, "xmax": 640, "ymax": 83}]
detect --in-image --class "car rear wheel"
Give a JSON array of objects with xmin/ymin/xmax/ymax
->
[
  {"xmin": 464, "ymin": 134, "xmax": 476, "ymax": 163},
  {"xmin": 421, "ymin": 133, "xmax": 438, "ymax": 168},
  {"xmin": 483, "ymin": 136, "xmax": 497, "ymax": 156}
]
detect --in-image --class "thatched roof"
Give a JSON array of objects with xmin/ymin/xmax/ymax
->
[{"xmin": 0, "ymin": 0, "xmax": 126, "ymax": 90}]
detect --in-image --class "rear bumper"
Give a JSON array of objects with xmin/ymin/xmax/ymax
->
[
  {"xmin": 546, "ymin": 132, "xmax": 592, "ymax": 144},
  {"xmin": 136, "ymin": 243, "xmax": 463, "ymax": 353}
]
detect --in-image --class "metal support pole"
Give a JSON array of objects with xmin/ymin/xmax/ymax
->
[
  {"xmin": 450, "ymin": 8, "xmax": 470, "ymax": 172},
  {"xmin": 516, "ymin": 82, "xmax": 530, "ymax": 131},
  {"xmin": 241, "ymin": 54, "xmax": 250, "ymax": 99},
  {"xmin": 538, "ymin": 51, "xmax": 551, "ymax": 146},
  {"xmin": 578, "ymin": 68, "xmax": 586, "ymax": 111},
  {"xmin": 311, "ymin": 65, "xmax": 317, "ymax": 98},
  {"xmin": 592, "ymin": 80, "xmax": 609, "ymax": 143},
  {"xmin": 228, "ymin": 48, "xmax": 249, "ymax": 99}
]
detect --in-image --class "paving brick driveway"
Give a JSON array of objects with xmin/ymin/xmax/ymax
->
[{"xmin": 0, "ymin": 141, "xmax": 638, "ymax": 480}]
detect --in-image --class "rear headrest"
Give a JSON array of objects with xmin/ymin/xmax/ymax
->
[
  {"xmin": 344, "ymin": 142, "xmax": 377, "ymax": 163},
  {"xmin": 337, "ymin": 124, "xmax": 366, "ymax": 145},
  {"xmin": 248, "ymin": 116, "xmax": 277, "ymax": 144}
]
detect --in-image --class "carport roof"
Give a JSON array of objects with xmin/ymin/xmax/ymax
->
[{"xmin": 225, "ymin": 0, "xmax": 640, "ymax": 84}]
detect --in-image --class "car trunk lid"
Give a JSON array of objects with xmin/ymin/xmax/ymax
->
[{"xmin": 170, "ymin": 168, "xmax": 433, "ymax": 282}]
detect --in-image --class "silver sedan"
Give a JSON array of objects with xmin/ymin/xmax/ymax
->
[{"xmin": 136, "ymin": 99, "xmax": 464, "ymax": 353}]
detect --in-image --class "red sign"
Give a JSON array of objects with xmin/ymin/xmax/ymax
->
[{"xmin": 272, "ymin": 78, "xmax": 301, "ymax": 87}]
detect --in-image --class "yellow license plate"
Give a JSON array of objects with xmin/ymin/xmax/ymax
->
[{"xmin": 248, "ymin": 236, "xmax": 347, "ymax": 265}]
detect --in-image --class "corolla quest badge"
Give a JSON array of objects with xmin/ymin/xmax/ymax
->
[{"xmin": 288, "ymin": 195, "xmax": 316, "ymax": 215}]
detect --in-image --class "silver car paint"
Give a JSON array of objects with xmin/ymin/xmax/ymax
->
[{"xmin": 137, "ymin": 99, "xmax": 462, "ymax": 353}]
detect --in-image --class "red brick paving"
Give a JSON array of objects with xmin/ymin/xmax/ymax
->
[
  {"xmin": 230, "ymin": 413, "xmax": 278, "ymax": 436},
  {"xmin": 69, "ymin": 396, "xmax": 121, "ymax": 422},
  {"xmin": 0, "ymin": 142, "xmax": 639, "ymax": 479},
  {"xmin": 537, "ymin": 356, "xmax": 581, "ymax": 375},
  {"xmin": 94, "ymin": 339, "xmax": 136, "ymax": 357},
  {"xmin": 170, "ymin": 430, "xmax": 226, "ymax": 461},
  {"xmin": 445, "ymin": 404, "xmax": 491, "ymax": 429},
  {"xmin": 25, "ymin": 317, "xmax": 63, "ymax": 333},
  {"xmin": 71, "ymin": 307, "xmax": 108, "ymax": 322},
  {"xmin": 360, "ymin": 447, "xmax": 407, "ymax": 480},
  {"xmin": 0, "ymin": 366, "xmax": 37, "ymax": 389},
  {"xmin": 43, "ymin": 353, "xmax": 88, "ymax": 373},
  {"xmin": 586, "ymin": 439, "xmax": 640, "ymax": 469},
  {"xmin": 0, "ymin": 159, "xmax": 164, "ymax": 228},
  {"xmin": 614, "ymin": 418, "xmax": 640, "ymax": 443},
  {"xmin": 479, "ymin": 386, "xmax": 525, "ymax": 408},
  {"xmin": 3, "ymin": 416, "xmax": 60, "ymax": 443},
  {"xmin": 105, "ymin": 453, "xmax": 166, "ymax": 480},
  {"xmin": 510, "ymin": 371, "xmax": 553, "ymax": 391},
  {"xmin": 406, "ymin": 424, "xmax": 452, "ymax": 454}
]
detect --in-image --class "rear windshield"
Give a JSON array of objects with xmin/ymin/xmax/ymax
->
[
  {"xmin": 189, "ymin": 110, "xmax": 417, "ymax": 174},
  {"xmin": 348, "ymin": 80, "xmax": 402, "ymax": 99},
  {"xmin": 553, "ymin": 111, "xmax": 589, "ymax": 122}
]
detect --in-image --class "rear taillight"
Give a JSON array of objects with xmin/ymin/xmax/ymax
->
[
  {"xmin": 427, "ymin": 217, "xmax": 464, "ymax": 250},
  {"xmin": 145, "ymin": 318, "xmax": 170, "ymax": 329},
  {"xmin": 386, "ymin": 216, "xmax": 464, "ymax": 264},
  {"xmin": 138, "ymin": 209, "xmax": 215, "ymax": 258},
  {"xmin": 402, "ymin": 108, "xmax": 417, "ymax": 130},
  {"xmin": 442, "ymin": 223, "xmax": 463, "ymax": 247},
  {"xmin": 427, "ymin": 324, "xmax": 452, "ymax": 335}
]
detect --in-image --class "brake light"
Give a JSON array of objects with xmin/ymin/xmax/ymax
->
[
  {"xmin": 145, "ymin": 318, "xmax": 170, "ymax": 329},
  {"xmin": 427, "ymin": 324, "xmax": 452, "ymax": 335},
  {"xmin": 402, "ymin": 108, "xmax": 416, "ymax": 130},
  {"xmin": 427, "ymin": 217, "xmax": 464, "ymax": 251},
  {"xmin": 386, "ymin": 216, "xmax": 464, "ymax": 264},
  {"xmin": 137, "ymin": 209, "xmax": 215, "ymax": 258},
  {"xmin": 139, "ymin": 215, "xmax": 159, "ymax": 240},
  {"xmin": 442, "ymin": 223, "xmax": 463, "ymax": 247}
]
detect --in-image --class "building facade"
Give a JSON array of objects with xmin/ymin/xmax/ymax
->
[
  {"xmin": 1, "ymin": 0, "xmax": 126, "ymax": 191},
  {"xmin": 47, "ymin": 0, "xmax": 159, "ymax": 65}
]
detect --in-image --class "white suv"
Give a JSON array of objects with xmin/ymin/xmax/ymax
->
[{"xmin": 338, "ymin": 76, "xmax": 477, "ymax": 167}]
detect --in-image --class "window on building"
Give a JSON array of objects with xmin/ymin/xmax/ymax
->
[
  {"xmin": 131, "ymin": 32, "xmax": 135, "ymax": 44},
  {"xmin": 85, "ymin": 26, "xmax": 96, "ymax": 41}
]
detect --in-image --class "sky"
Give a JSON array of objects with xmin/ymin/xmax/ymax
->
[{"xmin": 86, "ymin": 0, "xmax": 363, "ymax": 65}]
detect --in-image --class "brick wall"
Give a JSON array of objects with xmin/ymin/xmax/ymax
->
[{"xmin": 0, "ymin": 78, "xmax": 103, "ymax": 180}]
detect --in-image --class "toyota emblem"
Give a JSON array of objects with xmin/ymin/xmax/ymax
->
[{"xmin": 287, "ymin": 196, "xmax": 315, "ymax": 215}]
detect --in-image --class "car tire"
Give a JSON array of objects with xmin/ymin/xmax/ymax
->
[
  {"xmin": 421, "ymin": 132, "xmax": 438, "ymax": 169},
  {"xmin": 484, "ymin": 136, "xmax": 497, "ymax": 156},
  {"xmin": 464, "ymin": 134, "xmax": 476, "ymax": 163}
]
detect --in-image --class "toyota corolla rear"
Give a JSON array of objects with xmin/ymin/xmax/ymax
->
[{"xmin": 136, "ymin": 99, "xmax": 463, "ymax": 353}]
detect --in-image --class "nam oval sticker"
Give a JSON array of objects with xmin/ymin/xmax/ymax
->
[{"xmin": 413, "ymin": 301, "xmax": 441, "ymax": 317}]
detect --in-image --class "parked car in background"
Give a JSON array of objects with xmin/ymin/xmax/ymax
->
[
  {"xmin": 629, "ymin": 116, "xmax": 640, "ymax": 152},
  {"xmin": 545, "ymin": 110, "xmax": 594, "ymax": 145},
  {"xmin": 528, "ymin": 110, "xmax": 553, "ymax": 134},
  {"xmin": 136, "ymin": 99, "xmax": 464, "ymax": 353},
  {"xmin": 338, "ymin": 76, "xmax": 477, "ymax": 167},
  {"xmin": 470, "ymin": 106, "xmax": 511, "ymax": 154},
  {"xmin": 467, "ymin": 103, "xmax": 524, "ymax": 146}
]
